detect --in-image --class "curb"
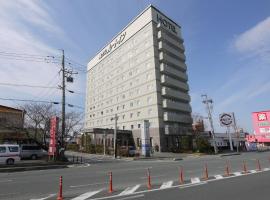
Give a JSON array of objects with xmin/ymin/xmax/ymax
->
[
  {"xmin": 0, "ymin": 164, "xmax": 68, "ymax": 173},
  {"xmin": 219, "ymin": 153, "xmax": 241, "ymax": 157}
]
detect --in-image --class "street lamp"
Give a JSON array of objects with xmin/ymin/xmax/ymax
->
[
  {"xmin": 201, "ymin": 94, "xmax": 218, "ymax": 154},
  {"xmin": 111, "ymin": 114, "xmax": 118, "ymax": 159}
]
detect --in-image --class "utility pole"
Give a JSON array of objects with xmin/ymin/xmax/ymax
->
[
  {"xmin": 201, "ymin": 94, "xmax": 218, "ymax": 154},
  {"xmin": 59, "ymin": 49, "xmax": 77, "ymax": 160},
  {"xmin": 61, "ymin": 49, "xmax": 65, "ymax": 150}
]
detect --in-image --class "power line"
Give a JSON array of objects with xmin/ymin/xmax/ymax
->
[
  {"xmin": 0, "ymin": 82, "xmax": 58, "ymax": 89},
  {"xmin": 0, "ymin": 97, "xmax": 84, "ymax": 109},
  {"xmin": 0, "ymin": 97, "xmax": 59, "ymax": 104}
]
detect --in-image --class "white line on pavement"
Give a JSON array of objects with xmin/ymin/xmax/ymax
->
[
  {"xmin": 263, "ymin": 168, "xmax": 270, "ymax": 171},
  {"xmin": 160, "ymin": 181, "xmax": 173, "ymax": 189},
  {"xmin": 233, "ymin": 172, "xmax": 242, "ymax": 176},
  {"xmin": 214, "ymin": 175, "xmax": 223, "ymax": 179},
  {"xmin": 0, "ymin": 179, "xmax": 12, "ymax": 183},
  {"xmin": 119, "ymin": 185, "xmax": 141, "ymax": 196},
  {"xmin": 71, "ymin": 190, "xmax": 101, "ymax": 200},
  {"xmin": 30, "ymin": 193, "xmax": 56, "ymax": 200},
  {"xmin": 250, "ymin": 170, "xmax": 256, "ymax": 173},
  {"xmin": 190, "ymin": 177, "xmax": 201, "ymax": 184}
]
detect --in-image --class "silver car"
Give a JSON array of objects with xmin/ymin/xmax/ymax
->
[{"xmin": 20, "ymin": 145, "xmax": 44, "ymax": 160}]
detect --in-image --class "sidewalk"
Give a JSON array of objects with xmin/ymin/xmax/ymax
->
[
  {"xmin": 0, "ymin": 158, "xmax": 71, "ymax": 173},
  {"xmin": 64, "ymin": 150, "xmax": 242, "ymax": 162}
]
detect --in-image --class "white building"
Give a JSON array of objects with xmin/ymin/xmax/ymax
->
[{"xmin": 84, "ymin": 5, "xmax": 192, "ymax": 152}]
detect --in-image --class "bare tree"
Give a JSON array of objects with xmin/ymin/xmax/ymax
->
[
  {"xmin": 21, "ymin": 103, "xmax": 83, "ymax": 148},
  {"xmin": 192, "ymin": 112, "xmax": 207, "ymax": 132}
]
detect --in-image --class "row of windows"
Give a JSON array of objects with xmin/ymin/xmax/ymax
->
[
  {"xmin": 88, "ymin": 70, "xmax": 154, "ymax": 99},
  {"xmin": 87, "ymin": 84, "xmax": 155, "ymax": 111},
  {"xmin": 87, "ymin": 95, "xmax": 154, "ymax": 118},
  {"xmin": 88, "ymin": 49, "xmax": 154, "ymax": 91},
  {"xmin": 87, "ymin": 107, "xmax": 153, "ymax": 123},
  {"xmin": 90, "ymin": 24, "xmax": 152, "ymax": 77}
]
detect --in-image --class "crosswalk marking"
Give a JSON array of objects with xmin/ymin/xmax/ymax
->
[
  {"xmin": 119, "ymin": 185, "xmax": 140, "ymax": 196},
  {"xmin": 250, "ymin": 170, "xmax": 256, "ymax": 173},
  {"xmin": 214, "ymin": 175, "xmax": 223, "ymax": 179},
  {"xmin": 233, "ymin": 172, "xmax": 242, "ymax": 176},
  {"xmin": 160, "ymin": 181, "xmax": 173, "ymax": 189},
  {"xmin": 191, "ymin": 177, "xmax": 201, "ymax": 184},
  {"xmin": 71, "ymin": 190, "xmax": 101, "ymax": 200}
]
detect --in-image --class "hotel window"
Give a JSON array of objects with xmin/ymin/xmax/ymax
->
[
  {"xmin": 138, "ymin": 124, "xmax": 141, "ymax": 128},
  {"xmin": 148, "ymin": 108, "xmax": 152, "ymax": 115},
  {"xmin": 130, "ymin": 113, "xmax": 133, "ymax": 118},
  {"xmin": 122, "ymin": 114, "xmax": 125, "ymax": 119},
  {"xmin": 123, "ymin": 126, "xmax": 125, "ymax": 130},
  {"xmin": 147, "ymin": 96, "xmax": 152, "ymax": 104},
  {"xmin": 137, "ymin": 111, "xmax": 141, "ymax": 117},
  {"xmin": 130, "ymin": 102, "xmax": 133, "ymax": 107},
  {"xmin": 131, "ymin": 125, "xmax": 134, "ymax": 129}
]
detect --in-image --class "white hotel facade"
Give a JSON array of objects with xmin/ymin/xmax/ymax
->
[{"xmin": 85, "ymin": 5, "xmax": 192, "ymax": 152}]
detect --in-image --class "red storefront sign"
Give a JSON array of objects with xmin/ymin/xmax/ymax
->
[
  {"xmin": 251, "ymin": 111, "xmax": 270, "ymax": 142},
  {"xmin": 48, "ymin": 117, "xmax": 59, "ymax": 156}
]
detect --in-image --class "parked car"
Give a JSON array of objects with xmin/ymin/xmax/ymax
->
[
  {"xmin": 20, "ymin": 144, "xmax": 44, "ymax": 160},
  {"xmin": 128, "ymin": 146, "xmax": 136, "ymax": 157},
  {"xmin": 0, "ymin": 144, "xmax": 20, "ymax": 165}
]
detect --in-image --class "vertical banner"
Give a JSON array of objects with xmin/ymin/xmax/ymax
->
[
  {"xmin": 48, "ymin": 116, "xmax": 59, "ymax": 156},
  {"xmin": 141, "ymin": 120, "xmax": 150, "ymax": 157}
]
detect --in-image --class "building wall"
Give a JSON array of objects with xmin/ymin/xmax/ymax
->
[
  {"xmin": 85, "ymin": 5, "xmax": 192, "ymax": 152},
  {"xmin": 0, "ymin": 106, "xmax": 24, "ymax": 130}
]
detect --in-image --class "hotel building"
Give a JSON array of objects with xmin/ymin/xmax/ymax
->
[{"xmin": 84, "ymin": 5, "xmax": 192, "ymax": 152}]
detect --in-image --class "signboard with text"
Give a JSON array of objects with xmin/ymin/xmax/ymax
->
[
  {"xmin": 252, "ymin": 110, "xmax": 270, "ymax": 142},
  {"xmin": 48, "ymin": 117, "xmax": 59, "ymax": 156}
]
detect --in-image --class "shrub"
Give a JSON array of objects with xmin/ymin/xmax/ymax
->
[
  {"xmin": 66, "ymin": 144, "xmax": 79, "ymax": 151},
  {"xmin": 195, "ymin": 137, "xmax": 212, "ymax": 153}
]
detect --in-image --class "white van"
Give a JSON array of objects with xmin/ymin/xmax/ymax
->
[{"xmin": 0, "ymin": 144, "xmax": 20, "ymax": 165}]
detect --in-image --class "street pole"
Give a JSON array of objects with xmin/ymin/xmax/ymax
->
[
  {"xmin": 227, "ymin": 127, "xmax": 233, "ymax": 151},
  {"xmin": 103, "ymin": 130, "xmax": 106, "ymax": 156},
  {"xmin": 113, "ymin": 114, "xmax": 118, "ymax": 159},
  {"xmin": 202, "ymin": 94, "xmax": 218, "ymax": 154},
  {"xmin": 61, "ymin": 50, "xmax": 65, "ymax": 156},
  {"xmin": 232, "ymin": 113, "xmax": 239, "ymax": 152}
]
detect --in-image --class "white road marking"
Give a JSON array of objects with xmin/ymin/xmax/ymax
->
[
  {"xmin": 119, "ymin": 185, "xmax": 141, "ymax": 196},
  {"xmin": 250, "ymin": 170, "xmax": 256, "ymax": 173},
  {"xmin": 233, "ymin": 172, "xmax": 242, "ymax": 176},
  {"xmin": 30, "ymin": 193, "xmax": 56, "ymax": 200},
  {"xmin": 214, "ymin": 175, "xmax": 223, "ymax": 179},
  {"xmin": 71, "ymin": 190, "xmax": 101, "ymax": 200},
  {"xmin": 90, "ymin": 182, "xmax": 207, "ymax": 200},
  {"xmin": 0, "ymin": 179, "xmax": 12, "ymax": 183},
  {"xmin": 263, "ymin": 168, "xmax": 270, "ymax": 171},
  {"xmin": 160, "ymin": 181, "xmax": 173, "ymax": 189},
  {"xmin": 190, "ymin": 177, "xmax": 201, "ymax": 184},
  {"xmin": 70, "ymin": 182, "xmax": 107, "ymax": 188}
]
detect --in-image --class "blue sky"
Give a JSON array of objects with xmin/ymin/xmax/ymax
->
[{"xmin": 0, "ymin": 0, "xmax": 269, "ymax": 133}]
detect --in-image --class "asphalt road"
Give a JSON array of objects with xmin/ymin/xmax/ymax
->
[
  {"xmin": 0, "ymin": 151, "xmax": 270, "ymax": 200},
  {"xmin": 108, "ymin": 170, "xmax": 270, "ymax": 200}
]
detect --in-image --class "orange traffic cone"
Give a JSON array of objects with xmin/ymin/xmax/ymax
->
[{"xmin": 57, "ymin": 176, "xmax": 63, "ymax": 200}]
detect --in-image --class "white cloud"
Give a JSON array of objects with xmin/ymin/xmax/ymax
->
[
  {"xmin": 0, "ymin": 0, "xmax": 63, "ymax": 107},
  {"xmin": 234, "ymin": 16, "xmax": 270, "ymax": 62}
]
